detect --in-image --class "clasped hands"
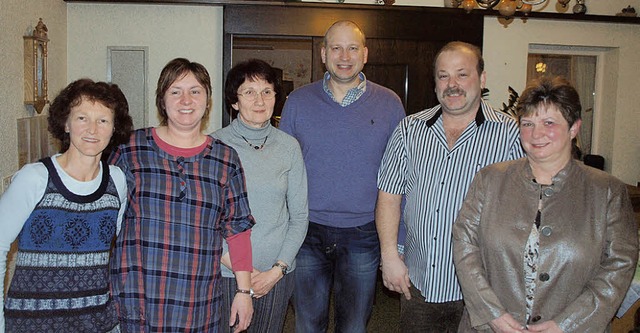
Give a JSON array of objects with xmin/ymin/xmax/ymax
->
[
  {"xmin": 229, "ymin": 266, "xmax": 283, "ymax": 332},
  {"xmin": 249, "ymin": 266, "xmax": 283, "ymax": 299},
  {"xmin": 490, "ymin": 313, "xmax": 563, "ymax": 333}
]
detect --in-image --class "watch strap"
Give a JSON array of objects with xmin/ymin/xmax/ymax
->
[
  {"xmin": 272, "ymin": 262, "xmax": 288, "ymax": 275},
  {"xmin": 236, "ymin": 288, "xmax": 254, "ymax": 297}
]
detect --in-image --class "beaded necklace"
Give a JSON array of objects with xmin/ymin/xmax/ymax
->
[{"xmin": 241, "ymin": 135, "xmax": 268, "ymax": 150}]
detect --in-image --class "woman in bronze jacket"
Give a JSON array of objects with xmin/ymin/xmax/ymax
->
[{"xmin": 453, "ymin": 76, "xmax": 638, "ymax": 333}]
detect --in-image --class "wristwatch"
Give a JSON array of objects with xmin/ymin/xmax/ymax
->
[
  {"xmin": 272, "ymin": 262, "xmax": 288, "ymax": 276},
  {"xmin": 236, "ymin": 288, "xmax": 254, "ymax": 297}
]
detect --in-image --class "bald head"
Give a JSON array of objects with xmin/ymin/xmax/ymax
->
[
  {"xmin": 323, "ymin": 20, "xmax": 366, "ymax": 48},
  {"xmin": 321, "ymin": 20, "xmax": 369, "ymax": 88}
]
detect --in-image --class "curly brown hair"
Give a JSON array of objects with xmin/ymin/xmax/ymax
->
[{"xmin": 48, "ymin": 78, "xmax": 133, "ymax": 154}]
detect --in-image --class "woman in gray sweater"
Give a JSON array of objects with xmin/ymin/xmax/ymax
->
[{"xmin": 213, "ymin": 59, "xmax": 308, "ymax": 333}]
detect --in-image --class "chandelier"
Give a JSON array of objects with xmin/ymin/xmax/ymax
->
[{"xmin": 455, "ymin": 0, "xmax": 586, "ymax": 17}]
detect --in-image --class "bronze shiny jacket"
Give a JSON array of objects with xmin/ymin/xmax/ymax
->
[{"xmin": 453, "ymin": 158, "xmax": 638, "ymax": 333}]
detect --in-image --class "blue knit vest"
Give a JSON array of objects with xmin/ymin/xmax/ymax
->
[{"xmin": 4, "ymin": 157, "xmax": 121, "ymax": 333}]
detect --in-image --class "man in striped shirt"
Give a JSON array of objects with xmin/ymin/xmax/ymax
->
[{"xmin": 376, "ymin": 41, "xmax": 524, "ymax": 332}]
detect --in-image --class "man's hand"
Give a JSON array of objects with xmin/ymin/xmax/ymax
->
[
  {"xmin": 376, "ymin": 190, "xmax": 408, "ymax": 298},
  {"xmin": 380, "ymin": 254, "xmax": 411, "ymax": 300}
]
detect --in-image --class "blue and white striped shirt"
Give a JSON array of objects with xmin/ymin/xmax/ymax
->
[{"xmin": 377, "ymin": 100, "xmax": 524, "ymax": 302}]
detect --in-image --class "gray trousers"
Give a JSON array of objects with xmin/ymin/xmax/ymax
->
[{"xmin": 220, "ymin": 274, "xmax": 294, "ymax": 333}]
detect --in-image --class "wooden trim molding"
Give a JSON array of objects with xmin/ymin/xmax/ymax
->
[
  {"xmin": 64, "ymin": 0, "xmax": 640, "ymax": 25},
  {"xmin": 222, "ymin": 4, "xmax": 485, "ymax": 41},
  {"xmin": 481, "ymin": 7, "xmax": 640, "ymax": 24}
]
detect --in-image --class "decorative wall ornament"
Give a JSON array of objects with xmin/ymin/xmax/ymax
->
[
  {"xmin": 572, "ymin": 0, "xmax": 587, "ymax": 14},
  {"xmin": 616, "ymin": 5, "xmax": 637, "ymax": 17},
  {"xmin": 24, "ymin": 18, "xmax": 49, "ymax": 114},
  {"xmin": 451, "ymin": 0, "xmax": 587, "ymax": 18}
]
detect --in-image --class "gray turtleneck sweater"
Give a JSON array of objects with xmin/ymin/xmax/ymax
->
[{"xmin": 213, "ymin": 118, "xmax": 308, "ymax": 277}]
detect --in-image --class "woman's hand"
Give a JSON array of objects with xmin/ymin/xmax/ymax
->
[
  {"xmin": 524, "ymin": 320, "xmax": 563, "ymax": 333},
  {"xmin": 230, "ymin": 292, "xmax": 253, "ymax": 333},
  {"xmin": 489, "ymin": 313, "xmax": 526, "ymax": 333},
  {"xmin": 251, "ymin": 267, "xmax": 282, "ymax": 298},
  {"xmin": 250, "ymin": 268, "xmax": 261, "ymax": 280}
]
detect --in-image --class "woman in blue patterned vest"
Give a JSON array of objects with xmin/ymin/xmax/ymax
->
[{"xmin": 0, "ymin": 79, "xmax": 133, "ymax": 332}]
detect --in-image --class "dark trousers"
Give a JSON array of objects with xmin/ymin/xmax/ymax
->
[{"xmin": 400, "ymin": 283, "xmax": 464, "ymax": 332}]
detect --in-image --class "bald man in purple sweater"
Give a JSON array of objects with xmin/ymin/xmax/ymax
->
[{"xmin": 279, "ymin": 20, "xmax": 405, "ymax": 333}]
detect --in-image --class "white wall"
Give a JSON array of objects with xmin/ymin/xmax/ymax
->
[
  {"xmin": 67, "ymin": 3, "xmax": 223, "ymax": 133},
  {"xmin": 0, "ymin": 0, "xmax": 67, "ymax": 192},
  {"xmin": 483, "ymin": 18, "xmax": 640, "ymax": 184}
]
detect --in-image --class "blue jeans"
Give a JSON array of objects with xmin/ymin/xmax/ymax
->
[{"xmin": 293, "ymin": 221, "xmax": 380, "ymax": 333}]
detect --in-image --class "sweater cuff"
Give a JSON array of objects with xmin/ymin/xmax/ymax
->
[{"xmin": 227, "ymin": 229, "xmax": 252, "ymax": 272}]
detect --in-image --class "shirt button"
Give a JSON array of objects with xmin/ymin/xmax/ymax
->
[
  {"xmin": 539, "ymin": 273, "xmax": 550, "ymax": 281},
  {"xmin": 543, "ymin": 187, "xmax": 554, "ymax": 197},
  {"xmin": 540, "ymin": 226, "xmax": 552, "ymax": 237},
  {"xmin": 532, "ymin": 315, "xmax": 541, "ymax": 322}
]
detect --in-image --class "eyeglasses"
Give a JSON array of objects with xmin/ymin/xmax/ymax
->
[{"xmin": 237, "ymin": 88, "xmax": 276, "ymax": 101}]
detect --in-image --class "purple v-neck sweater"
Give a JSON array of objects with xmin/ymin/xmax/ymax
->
[{"xmin": 280, "ymin": 80, "xmax": 405, "ymax": 228}]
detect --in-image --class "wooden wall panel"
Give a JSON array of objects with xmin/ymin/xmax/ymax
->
[{"xmin": 223, "ymin": 3, "xmax": 484, "ymax": 124}]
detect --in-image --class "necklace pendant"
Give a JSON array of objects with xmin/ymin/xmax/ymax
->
[{"xmin": 241, "ymin": 134, "xmax": 268, "ymax": 151}]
